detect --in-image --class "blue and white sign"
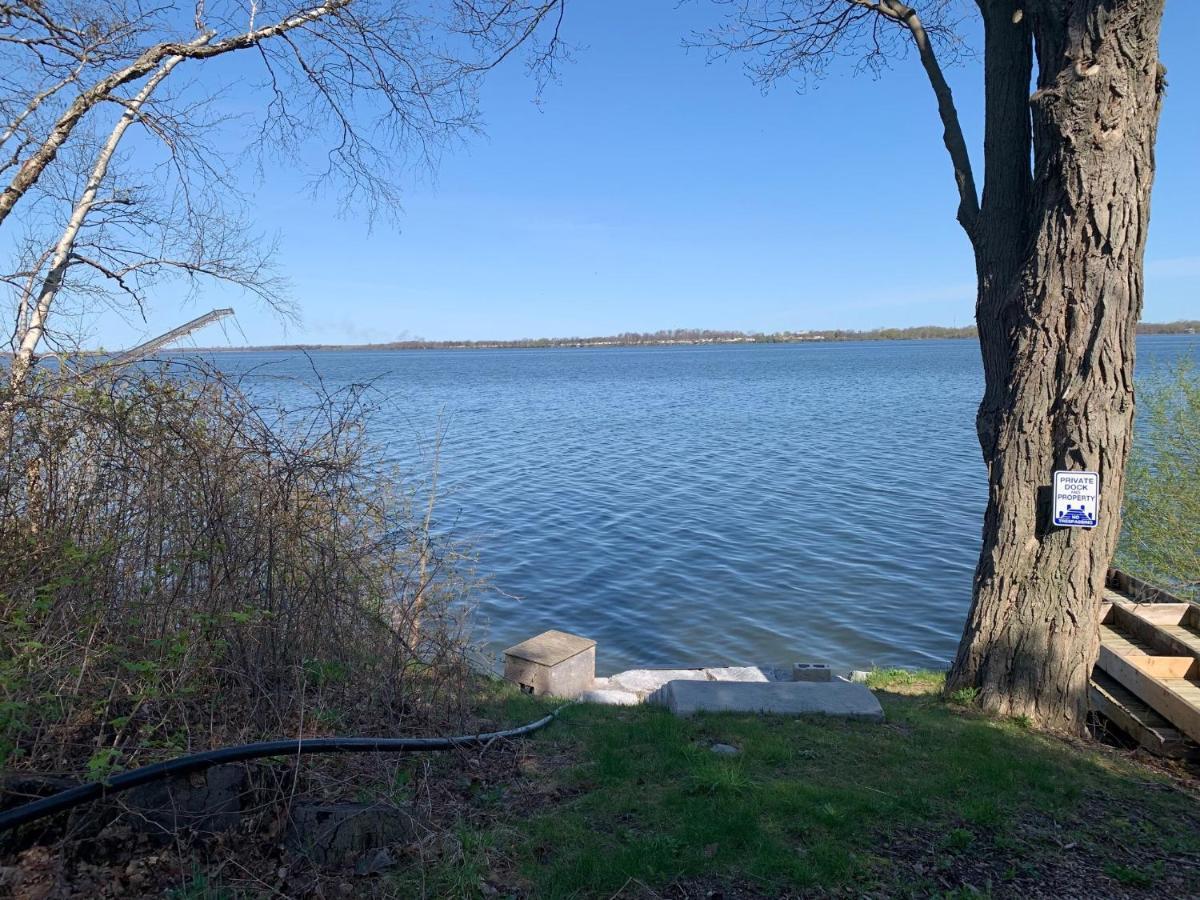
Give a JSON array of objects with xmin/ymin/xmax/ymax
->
[{"xmin": 1052, "ymin": 470, "xmax": 1099, "ymax": 528}]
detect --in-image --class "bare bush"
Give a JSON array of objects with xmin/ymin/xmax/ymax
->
[{"xmin": 0, "ymin": 360, "xmax": 476, "ymax": 781}]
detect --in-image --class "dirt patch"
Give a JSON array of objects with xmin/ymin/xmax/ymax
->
[
  {"xmin": 870, "ymin": 810, "xmax": 1200, "ymax": 899},
  {"xmin": 0, "ymin": 734, "xmax": 575, "ymax": 899}
]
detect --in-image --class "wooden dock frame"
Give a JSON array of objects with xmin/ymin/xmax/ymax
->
[{"xmin": 1090, "ymin": 569, "xmax": 1200, "ymax": 758}]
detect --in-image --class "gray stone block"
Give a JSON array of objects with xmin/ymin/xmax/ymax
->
[
  {"xmin": 503, "ymin": 630, "xmax": 596, "ymax": 698},
  {"xmin": 650, "ymin": 680, "xmax": 884, "ymax": 721},
  {"xmin": 792, "ymin": 663, "xmax": 832, "ymax": 683},
  {"xmin": 285, "ymin": 801, "xmax": 422, "ymax": 867}
]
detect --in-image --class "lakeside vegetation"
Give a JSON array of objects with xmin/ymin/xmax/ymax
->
[
  {"xmin": 193, "ymin": 320, "xmax": 1200, "ymax": 353},
  {"xmin": 1119, "ymin": 361, "xmax": 1200, "ymax": 600},
  {"xmin": 0, "ymin": 365, "xmax": 479, "ymax": 842}
]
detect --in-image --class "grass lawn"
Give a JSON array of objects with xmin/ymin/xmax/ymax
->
[{"xmin": 398, "ymin": 670, "xmax": 1200, "ymax": 898}]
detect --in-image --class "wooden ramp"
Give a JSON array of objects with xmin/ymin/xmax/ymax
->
[{"xmin": 1091, "ymin": 572, "xmax": 1200, "ymax": 757}]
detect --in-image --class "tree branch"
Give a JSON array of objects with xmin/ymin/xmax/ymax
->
[
  {"xmin": 696, "ymin": 1, "xmax": 979, "ymax": 239},
  {"xmin": 0, "ymin": 1, "xmax": 349, "ymax": 230},
  {"xmin": 976, "ymin": 0, "xmax": 1031, "ymax": 265},
  {"xmin": 8, "ymin": 54, "xmax": 184, "ymax": 392},
  {"xmin": 879, "ymin": 0, "xmax": 980, "ymax": 240}
]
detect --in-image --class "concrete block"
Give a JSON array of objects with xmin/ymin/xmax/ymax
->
[
  {"xmin": 849, "ymin": 670, "xmax": 872, "ymax": 684},
  {"xmin": 503, "ymin": 630, "xmax": 596, "ymax": 698},
  {"xmin": 650, "ymin": 680, "xmax": 884, "ymax": 721},
  {"xmin": 792, "ymin": 663, "xmax": 832, "ymax": 683}
]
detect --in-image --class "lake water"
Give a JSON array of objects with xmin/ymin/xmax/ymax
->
[{"xmin": 209, "ymin": 335, "xmax": 1199, "ymax": 675}]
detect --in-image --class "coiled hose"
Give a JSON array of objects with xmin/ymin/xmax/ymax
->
[{"xmin": 0, "ymin": 705, "xmax": 567, "ymax": 834}]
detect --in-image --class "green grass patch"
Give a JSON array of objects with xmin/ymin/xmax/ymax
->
[{"xmin": 398, "ymin": 677, "xmax": 1200, "ymax": 898}]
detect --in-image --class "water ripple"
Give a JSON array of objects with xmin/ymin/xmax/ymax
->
[{"xmin": 212, "ymin": 336, "xmax": 1200, "ymax": 675}]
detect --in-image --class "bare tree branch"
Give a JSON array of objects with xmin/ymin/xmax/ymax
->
[
  {"xmin": 8, "ymin": 53, "xmax": 187, "ymax": 391},
  {"xmin": 878, "ymin": 0, "xmax": 979, "ymax": 238},
  {"xmin": 695, "ymin": 0, "xmax": 980, "ymax": 240},
  {"xmin": 1, "ymin": 0, "xmax": 565, "ymax": 395},
  {"xmin": 0, "ymin": 1, "xmax": 350, "ymax": 229}
]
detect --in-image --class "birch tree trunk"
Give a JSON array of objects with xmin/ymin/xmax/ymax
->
[
  {"xmin": 6, "ymin": 56, "xmax": 184, "ymax": 395},
  {"xmin": 947, "ymin": 0, "xmax": 1167, "ymax": 731}
]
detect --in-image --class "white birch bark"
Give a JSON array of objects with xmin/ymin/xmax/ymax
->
[{"xmin": 7, "ymin": 55, "xmax": 186, "ymax": 394}]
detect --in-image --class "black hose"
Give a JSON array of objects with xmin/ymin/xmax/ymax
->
[{"xmin": 0, "ymin": 707, "xmax": 566, "ymax": 834}]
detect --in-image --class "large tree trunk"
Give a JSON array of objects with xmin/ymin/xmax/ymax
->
[{"xmin": 947, "ymin": 0, "xmax": 1166, "ymax": 732}]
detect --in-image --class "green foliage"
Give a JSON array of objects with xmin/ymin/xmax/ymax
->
[
  {"xmin": 685, "ymin": 759, "xmax": 755, "ymax": 796},
  {"xmin": 947, "ymin": 686, "xmax": 980, "ymax": 706},
  {"xmin": 1118, "ymin": 360, "xmax": 1200, "ymax": 599},
  {"xmin": 85, "ymin": 747, "xmax": 123, "ymax": 781}
]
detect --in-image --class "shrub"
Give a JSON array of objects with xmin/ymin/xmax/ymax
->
[
  {"xmin": 1118, "ymin": 360, "xmax": 1200, "ymax": 600},
  {"xmin": 0, "ymin": 361, "xmax": 474, "ymax": 778}
]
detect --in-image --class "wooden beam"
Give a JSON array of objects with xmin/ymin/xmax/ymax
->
[
  {"xmin": 1108, "ymin": 568, "xmax": 1195, "ymax": 606},
  {"xmin": 1096, "ymin": 644, "xmax": 1200, "ymax": 744},
  {"xmin": 1089, "ymin": 670, "xmax": 1197, "ymax": 759},
  {"xmin": 1109, "ymin": 603, "xmax": 1200, "ymax": 662},
  {"xmin": 1125, "ymin": 603, "xmax": 1191, "ymax": 627}
]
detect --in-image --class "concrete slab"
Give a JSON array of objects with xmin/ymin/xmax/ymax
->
[
  {"xmin": 649, "ymin": 680, "xmax": 884, "ymax": 721},
  {"xmin": 608, "ymin": 669, "xmax": 708, "ymax": 697},
  {"xmin": 703, "ymin": 666, "xmax": 771, "ymax": 683}
]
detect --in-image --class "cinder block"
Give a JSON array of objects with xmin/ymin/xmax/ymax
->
[
  {"xmin": 792, "ymin": 663, "xmax": 832, "ymax": 683},
  {"xmin": 503, "ymin": 630, "xmax": 596, "ymax": 698}
]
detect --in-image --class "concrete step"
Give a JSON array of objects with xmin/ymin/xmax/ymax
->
[{"xmin": 649, "ymin": 680, "xmax": 884, "ymax": 721}]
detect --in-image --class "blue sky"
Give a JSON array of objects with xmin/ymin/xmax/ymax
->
[{"xmin": 102, "ymin": 1, "xmax": 1198, "ymax": 348}]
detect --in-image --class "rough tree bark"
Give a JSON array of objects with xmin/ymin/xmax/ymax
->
[
  {"xmin": 946, "ymin": 0, "xmax": 1167, "ymax": 731},
  {"xmin": 703, "ymin": 0, "xmax": 1168, "ymax": 731}
]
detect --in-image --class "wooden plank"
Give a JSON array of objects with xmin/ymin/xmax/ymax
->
[
  {"xmin": 1098, "ymin": 623, "xmax": 1155, "ymax": 657},
  {"xmin": 1125, "ymin": 603, "xmax": 1190, "ymax": 627},
  {"xmin": 1133, "ymin": 656, "xmax": 1195, "ymax": 679},
  {"xmin": 1109, "ymin": 603, "xmax": 1200, "ymax": 663},
  {"xmin": 1108, "ymin": 567, "xmax": 1195, "ymax": 606},
  {"xmin": 1089, "ymin": 670, "xmax": 1197, "ymax": 758},
  {"xmin": 1159, "ymin": 625, "xmax": 1200, "ymax": 659},
  {"xmin": 1096, "ymin": 644, "xmax": 1200, "ymax": 744}
]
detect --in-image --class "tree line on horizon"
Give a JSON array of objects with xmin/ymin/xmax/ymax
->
[{"xmin": 209, "ymin": 320, "xmax": 1200, "ymax": 352}]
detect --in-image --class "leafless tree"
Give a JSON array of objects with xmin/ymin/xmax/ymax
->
[
  {"xmin": 0, "ymin": 0, "xmax": 566, "ymax": 392},
  {"xmin": 700, "ymin": 0, "xmax": 1167, "ymax": 731}
]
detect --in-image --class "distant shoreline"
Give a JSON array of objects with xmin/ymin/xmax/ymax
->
[{"xmin": 184, "ymin": 321, "xmax": 1199, "ymax": 353}]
